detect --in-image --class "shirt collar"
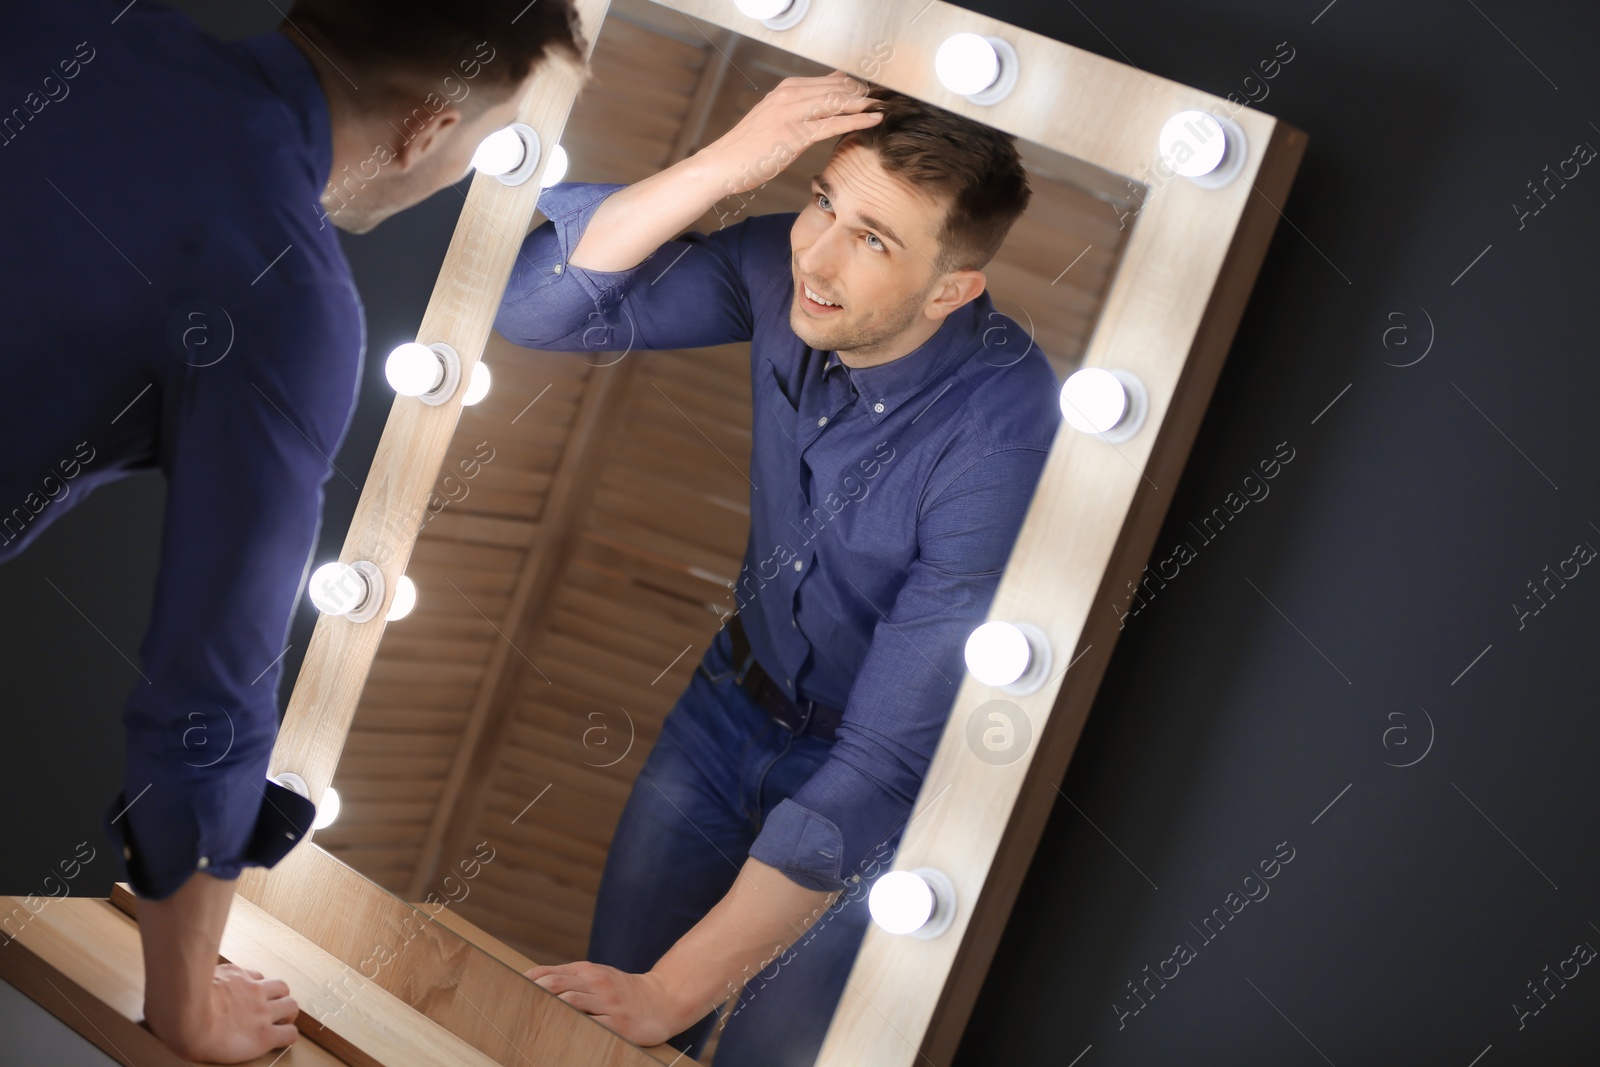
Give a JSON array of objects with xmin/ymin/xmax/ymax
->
[
  {"xmin": 232, "ymin": 30, "xmax": 333, "ymax": 196},
  {"xmin": 822, "ymin": 291, "xmax": 993, "ymax": 425}
]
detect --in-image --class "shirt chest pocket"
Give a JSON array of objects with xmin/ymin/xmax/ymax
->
[{"xmin": 760, "ymin": 357, "xmax": 800, "ymax": 445}]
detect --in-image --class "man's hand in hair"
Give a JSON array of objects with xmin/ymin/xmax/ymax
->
[
  {"xmin": 566, "ymin": 72, "xmax": 881, "ymax": 273},
  {"xmin": 698, "ymin": 72, "xmax": 883, "ymax": 195}
]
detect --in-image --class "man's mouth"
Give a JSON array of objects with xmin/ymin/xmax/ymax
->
[{"xmin": 801, "ymin": 284, "xmax": 844, "ymax": 314}]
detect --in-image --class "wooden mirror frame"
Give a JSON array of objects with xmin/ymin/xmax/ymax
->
[{"xmin": 246, "ymin": 1, "xmax": 1306, "ymax": 1064}]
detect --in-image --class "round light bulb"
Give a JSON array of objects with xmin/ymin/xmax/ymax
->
[
  {"xmin": 385, "ymin": 574, "xmax": 417, "ymax": 622},
  {"xmin": 472, "ymin": 127, "xmax": 527, "ymax": 177},
  {"xmin": 965, "ymin": 621, "xmax": 1032, "ymax": 687},
  {"xmin": 385, "ymin": 342, "xmax": 445, "ymax": 397},
  {"xmin": 540, "ymin": 144, "xmax": 569, "ymax": 188},
  {"xmin": 462, "ymin": 361, "xmax": 491, "ymax": 406},
  {"xmin": 309, "ymin": 561, "xmax": 368, "ymax": 616},
  {"xmin": 1159, "ymin": 110, "xmax": 1227, "ymax": 178},
  {"xmin": 870, "ymin": 870, "xmax": 934, "ymax": 934},
  {"xmin": 868, "ymin": 867, "xmax": 956, "ymax": 938},
  {"xmin": 1059, "ymin": 367, "xmax": 1129, "ymax": 435},
  {"xmin": 936, "ymin": 33, "xmax": 1000, "ymax": 97},
  {"xmin": 312, "ymin": 786, "xmax": 341, "ymax": 830},
  {"xmin": 734, "ymin": 0, "xmax": 792, "ymax": 19}
]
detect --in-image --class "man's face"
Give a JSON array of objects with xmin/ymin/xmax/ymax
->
[
  {"xmin": 325, "ymin": 82, "xmax": 529, "ymax": 234},
  {"xmin": 788, "ymin": 141, "xmax": 953, "ymax": 358}
]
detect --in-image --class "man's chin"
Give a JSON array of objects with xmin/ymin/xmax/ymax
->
[
  {"xmin": 325, "ymin": 204, "xmax": 392, "ymax": 235},
  {"xmin": 789, "ymin": 303, "xmax": 838, "ymax": 352}
]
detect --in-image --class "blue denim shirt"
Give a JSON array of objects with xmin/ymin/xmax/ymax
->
[
  {"xmin": 1, "ymin": 7, "xmax": 354, "ymax": 897},
  {"xmin": 495, "ymin": 183, "xmax": 1060, "ymax": 891}
]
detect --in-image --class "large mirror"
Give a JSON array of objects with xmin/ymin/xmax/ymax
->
[{"xmin": 311, "ymin": 1, "xmax": 1146, "ymax": 1062}]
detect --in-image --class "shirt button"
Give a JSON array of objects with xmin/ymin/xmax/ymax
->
[
  {"xmin": 197, "ymin": 857, "xmax": 210, "ymax": 870},
  {"xmin": 553, "ymin": 263, "xmax": 564, "ymax": 274},
  {"xmin": 816, "ymin": 416, "xmax": 828, "ymax": 427},
  {"xmin": 874, "ymin": 402, "xmax": 885, "ymax": 413},
  {"xmin": 123, "ymin": 846, "xmax": 132, "ymax": 861},
  {"xmin": 785, "ymin": 678, "xmax": 793, "ymax": 688},
  {"xmin": 791, "ymin": 619, "xmax": 798, "ymax": 629},
  {"xmin": 793, "ymin": 559, "xmax": 802, "ymax": 571}
]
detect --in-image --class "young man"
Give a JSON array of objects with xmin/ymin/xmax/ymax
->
[
  {"xmin": 495, "ymin": 78, "xmax": 1059, "ymax": 1063},
  {"xmin": 0, "ymin": 1, "xmax": 581, "ymax": 1060}
]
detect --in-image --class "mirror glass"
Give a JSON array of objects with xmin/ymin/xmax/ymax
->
[{"xmin": 316, "ymin": 0, "xmax": 1143, "ymax": 1061}]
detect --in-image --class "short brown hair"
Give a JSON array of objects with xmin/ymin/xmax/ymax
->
[
  {"xmin": 844, "ymin": 86, "xmax": 1031, "ymax": 272},
  {"xmin": 284, "ymin": 0, "xmax": 585, "ymax": 114}
]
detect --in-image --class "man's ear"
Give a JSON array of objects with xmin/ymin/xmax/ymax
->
[
  {"xmin": 391, "ymin": 107, "xmax": 465, "ymax": 172},
  {"xmin": 924, "ymin": 268, "xmax": 987, "ymax": 323}
]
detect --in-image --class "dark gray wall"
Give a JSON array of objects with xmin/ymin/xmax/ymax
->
[
  {"xmin": 2, "ymin": 2, "xmax": 1596, "ymax": 1065},
  {"xmin": 952, "ymin": 2, "xmax": 1600, "ymax": 1065}
]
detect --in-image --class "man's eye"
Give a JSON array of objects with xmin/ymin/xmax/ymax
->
[
  {"xmin": 816, "ymin": 193, "xmax": 832, "ymax": 212},
  {"xmin": 865, "ymin": 233, "xmax": 884, "ymax": 252}
]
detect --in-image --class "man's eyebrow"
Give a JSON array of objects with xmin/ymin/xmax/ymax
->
[{"xmin": 811, "ymin": 175, "xmax": 906, "ymax": 250}]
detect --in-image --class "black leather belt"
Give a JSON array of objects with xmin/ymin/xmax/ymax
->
[{"xmin": 725, "ymin": 614, "xmax": 843, "ymax": 743}]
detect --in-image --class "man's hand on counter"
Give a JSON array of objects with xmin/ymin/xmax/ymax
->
[{"xmin": 525, "ymin": 856, "xmax": 840, "ymax": 1046}]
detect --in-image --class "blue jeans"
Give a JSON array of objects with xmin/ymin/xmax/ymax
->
[{"xmin": 587, "ymin": 624, "xmax": 889, "ymax": 1066}]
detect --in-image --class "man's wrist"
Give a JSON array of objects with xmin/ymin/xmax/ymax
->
[
  {"xmin": 646, "ymin": 956, "xmax": 736, "ymax": 1033},
  {"xmin": 680, "ymin": 147, "xmax": 747, "ymax": 212}
]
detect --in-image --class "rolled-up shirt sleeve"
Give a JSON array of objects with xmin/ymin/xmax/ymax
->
[
  {"xmin": 748, "ymin": 446, "xmax": 1050, "ymax": 891},
  {"xmin": 103, "ymin": 280, "xmax": 359, "ymax": 900},
  {"xmin": 493, "ymin": 181, "xmax": 767, "ymax": 354}
]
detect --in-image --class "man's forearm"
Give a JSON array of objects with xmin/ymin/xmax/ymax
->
[
  {"xmin": 565, "ymin": 152, "xmax": 730, "ymax": 273},
  {"xmin": 562, "ymin": 72, "xmax": 882, "ymax": 273},
  {"xmin": 140, "ymin": 872, "xmax": 234, "ymax": 1042},
  {"xmin": 649, "ymin": 856, "xmax": 840, "ymax": 1026}
]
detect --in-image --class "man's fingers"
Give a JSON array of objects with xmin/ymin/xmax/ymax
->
[
  {"xmin": 534, "ymin": 972, "xmax": 583, "ymax": 995},
  {"xmin": 774, "ymin": 75, "xmax": 870, "ymax": 113},
  {"xmin": 262, "ymin": 979, "xmax": 292, "ymax": 1001},
  {"xmin": 271, "ymin": 995, "xmax": 300, "ymax": 1024},
  {"xmin": 808, "ymin": 110, "xmax": 885, "ymax": 143},
  {"xmin": 556, "ymin": 988, "xmax": 604, "ymax": 1015},
  {"xmin": 266, "ymin": 1022, "xmax": 300, "ymax": 1048}
]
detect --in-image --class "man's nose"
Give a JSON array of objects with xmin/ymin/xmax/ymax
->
[{"xmin": 796, "ymin": 225, "xmax": 842, "ymax": 279}]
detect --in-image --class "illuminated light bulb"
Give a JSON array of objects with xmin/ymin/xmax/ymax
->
[
  {"xmin": 1058, "ymin": 367, "xmax": 1148, "ymax": 443},
  {"xmin": 463, "ymin": 361, "xmax": 491, "ymax": 406},
  {"xmin": 1158, "ymin": 110, "xmax": 1247, "ymax": 189},
  {"xmin": 385, "ymin": 574, "xmax": 417, "ymax": 622},
  {"xmin": 312, "ymin": 786, "xmax": 342, "ymax": 830},
  {"xmin": 1159, "ymin": 111, "xmax": 1226, "ymax": 178},
  {"xmin": 309, "ymin": 562, "xmax": 365, "ymax": 616},
  {"xmin": 308, "ymin": 560, "xmax": 386, "ymax": 623},
  {"xmin": 868, "ymin": 868, "xmax": 957, "ymax": 939},
  {"xmin": 386, "ymin": 342, "xmax": 445, "ymax": 396},
  {"xmin": 472, "ymin": 127, "xmax": 526, "ymax": 177},
  {"xmin": 964, "ymin": 620, "xmax": 1051, "ymax": 695},
  {"xmin": 488, "ymin": 123, "xmax": 542, "ymax": 186},
  {"xmin": 733, "ymin": 0, "xmax": 809, "ymax": 29},
  {"xmin": 386, "ymin": 341, "xmax": 462, "ymax": 405},
  {"xmin": 936, "ymin": 33, "xmax": 997, "ymax": 95},
  {"xmin": 935, "ymin": 33, "xmax": 1019, "ymax": 105},
  {"xmin": 540, "ymin": 144, "xmax": 569, "ymax": 188}
]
